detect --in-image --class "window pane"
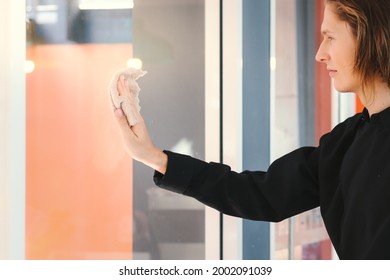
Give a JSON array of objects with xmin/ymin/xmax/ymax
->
[
  {"xmin": 272, "ymin": 0, "xmax": 332, "ymax": 260},
  {"xmin": 132, "ymin": 0, "xmax": 206, "ymax": 260},
  {"xmin": 26, "ymin": 0, "xmax": 206, "ymax": 260}
]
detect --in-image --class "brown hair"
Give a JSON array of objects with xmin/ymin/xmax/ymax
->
[{"xmin": 325, "ymin": 0, "xmax": 390, "ymax": 99}]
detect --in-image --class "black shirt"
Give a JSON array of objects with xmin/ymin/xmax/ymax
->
[{"xmin": 154, "ymin": 107, "xmax": 390, "ymax": 260}]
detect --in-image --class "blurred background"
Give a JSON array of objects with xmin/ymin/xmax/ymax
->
[{"xmin": 1, "ymin": 0, "xmax": 362, "ymax": 260}]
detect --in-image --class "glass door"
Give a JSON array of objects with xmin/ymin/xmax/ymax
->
[
  {"xmin": 271, "ymin": 0, "xmax": 333, "ymax": 260},
  {"xmin": 25, "ymin": 0, "xmax": 218, "ymax": 260}
]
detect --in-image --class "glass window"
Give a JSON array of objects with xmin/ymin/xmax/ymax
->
[
  {"xmin": 26, "ymin": 0, "xmax": 206, "ymax": 260},
  {"xmin": 272, "ymin": 0, "xmax": 332, "ymax": 259}
]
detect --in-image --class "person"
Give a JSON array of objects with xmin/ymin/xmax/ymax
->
[{"xmin": 113, "ymin": 0, "xmax": 390, "ymax": 260}]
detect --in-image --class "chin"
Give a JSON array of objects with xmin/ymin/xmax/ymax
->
[
  {"xmin": 333, "ymin": 86, "xmax": 347, "ymax": 93},
  {"xmin": 335, "ymin": 89, "xmax": 352, "ymax": 93},
  {"xmin": 333, "ymin": 81, "xmax": 353, "ymax": 93}
]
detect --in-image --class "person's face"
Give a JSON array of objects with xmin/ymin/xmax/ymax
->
[{"xmin": 315, "ymin": 4, "xmax": 361, "ymax": 93}]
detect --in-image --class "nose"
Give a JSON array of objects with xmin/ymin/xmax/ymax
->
[{"xmin": 315, "ymin": 40, "xmax": 329, "ymax": 63}]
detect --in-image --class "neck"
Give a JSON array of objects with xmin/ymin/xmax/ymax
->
[{"xmin": 357, "ymin": 79, "xmax": 390, "ymax": 116}]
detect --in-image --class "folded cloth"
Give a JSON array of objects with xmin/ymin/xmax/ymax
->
[{"xmin": 109, "ymin": 67, "xmax": 147, "ymax": 126}]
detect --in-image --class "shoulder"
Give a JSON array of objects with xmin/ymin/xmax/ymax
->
[{"xmin": 319, "ymin": 112, "xmax": 363, "ymax": 145}]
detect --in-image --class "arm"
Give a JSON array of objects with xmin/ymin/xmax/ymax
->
[
  {"xmin": 116, "ymin": 105, "xmax": 320, "ymax": 222},
  {"xmin": 154, "ymin": 149, "xmax": 320, "ymax": 222},
  {"xmin": 114, "ymin": 76, "xmax": 320, "ymax": 222}
]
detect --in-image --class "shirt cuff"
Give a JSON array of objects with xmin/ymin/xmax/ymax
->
[{"xmin": 153, "ymin": 150, "xmax": 194, "ymax": 194}]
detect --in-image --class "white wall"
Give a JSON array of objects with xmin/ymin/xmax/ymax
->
[{"xmin": 0, "ymin": 0, "xmax": 26, "ymax": 259}]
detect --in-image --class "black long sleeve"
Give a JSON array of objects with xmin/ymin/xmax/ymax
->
[{"xmin": 154, "ymin": 148, "xmax": 320, "ymax": 222}]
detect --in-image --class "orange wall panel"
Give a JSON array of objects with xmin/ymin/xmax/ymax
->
[
  {"xmin": 26, "ymin": 44, "xmax": 134, "ymax": 259},
  {"xmin": 356, "ymin": 98, "xmax": 364, "ymax": 113},
  {"xmin": 315, "ymin": 0, "xmax": 332, "ymax": 144}
]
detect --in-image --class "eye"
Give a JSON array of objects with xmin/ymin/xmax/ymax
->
[{"xmin": 327, "ymin": 36, "xmax": 334, "ymax": 41}]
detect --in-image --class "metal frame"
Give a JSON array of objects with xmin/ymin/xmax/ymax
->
[
  {"xmin": 221, "ymin": 0, "xmax": 244, "ymax": 260},
  {"xmin": 206, "ymin": 0, "xmax": 246, "ymax": 260},
  {"xmin": 205, "ymin": 0, "xmax": 222, "ymax": 260}
]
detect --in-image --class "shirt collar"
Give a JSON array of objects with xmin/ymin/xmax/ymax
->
[{"xmin": 361, "ymin": 106, "xmax": 390, "ymax": 131}]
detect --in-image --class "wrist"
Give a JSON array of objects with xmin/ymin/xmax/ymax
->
[{"xmin": 142, "ymin": 147, "xmax": 168, "ymax": 175}]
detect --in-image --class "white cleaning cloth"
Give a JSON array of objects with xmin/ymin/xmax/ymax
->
[{"xmin": 109, "ymin": 67, "xmax": 147, "ymax": 126}]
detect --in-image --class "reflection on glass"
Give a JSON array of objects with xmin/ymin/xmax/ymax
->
[
  {"xmin": 273, "ymin": 0, "xmax": 331, "ymax": 259},
  {"xmin": 26, "ymin": 0, "xmax": 205, "ymax": 260}
]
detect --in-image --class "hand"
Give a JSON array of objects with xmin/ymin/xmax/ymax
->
[{"xmin": 114, "ymin": 76, "xmax": 167, "ymax": 174}]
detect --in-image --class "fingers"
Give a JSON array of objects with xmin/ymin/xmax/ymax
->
[
  {"xmin": 114, "ymin": 107, "xmax": 151, "ymax": 161},
  {"xmin": 114, "ymin": 108, "xmax": 133, "ymax": 134},
  {"xmin": 116, "ymin": 74, "xmax": 141, "ymax": 125},
  {"xmin": 115, "ymin": 107, "xmax": 146, "ymax": 138}
]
